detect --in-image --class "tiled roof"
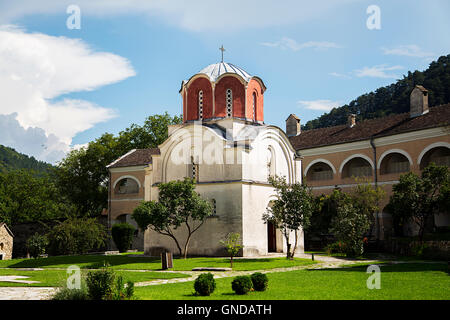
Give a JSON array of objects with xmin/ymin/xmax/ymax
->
[
  {"xmin": 290, "ymin": 104, "xmax": 450, "ymax": 150},
  {"xmin": 107, "ymin": 148, "xmax": 160, "ymax": 168}
]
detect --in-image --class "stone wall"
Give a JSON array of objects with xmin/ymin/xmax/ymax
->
[{"xmin": 0, "ymin": 226, "xmax": 13, "ymax": 260}]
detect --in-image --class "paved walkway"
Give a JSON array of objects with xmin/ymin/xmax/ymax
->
[
  {"xmin": 134, "ymin": 254, "xmax": 379, "ymax": 287},
  {"xmin": 0, "ymin": 254, "xmax": 380, "ymax": 300},
  {"xmin": 0, "ymin": 287, "xmax": 56, "ymax": 300}
]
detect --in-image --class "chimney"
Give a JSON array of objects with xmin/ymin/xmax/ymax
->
[
  {"xmin": 347, "ymin": 114, "xmax": 356, "ymax": 128},
  {"xmin": 286, "ymin": 114, "xmax": 301, "ymax": 137},
  {"xmin": 410, "ymin": 85, "xmax": 429, "ymax": 117}
]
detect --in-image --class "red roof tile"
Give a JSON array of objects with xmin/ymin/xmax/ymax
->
[
  {"xmin": 290, "ymin": 104, "xmax": 450, "ymax": 150},
  {"xmin": 107, "ymin": 148, "xmax": 160, "ymax": 168}
]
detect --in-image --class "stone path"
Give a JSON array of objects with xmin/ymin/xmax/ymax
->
[
  {"xmin": 0, "ymin": 254, "xmax": 381, "ymax": 300},
  {"xmin": 0, "ymin": 275, "xmax": 40, "ymax": 284},
  {"xmin": 0, "ymin": 287, "xmax": 56, "ymax": 300},
  {"xmin": 134, "ymin": 255, "xmax": 379, "ymax": 287}
]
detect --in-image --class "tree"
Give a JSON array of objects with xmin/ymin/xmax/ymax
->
[
  {"xmin": 329, "ymin": 202, "xmax": 371, "ymax": 257},
  {"xmin": 132, "ymin": 178, "xmax": 212, "ymax": 258},
  {"xmin": 303, "ymin": 54, "xmax": 450, "ymax": 130},
  {"xmin": 46, "ymin": 217, "xmax": 109, "ymax": 255},
  {"xmin": 386, "ymin": 163, "xmax": 450, "ymax": 241},
  {"xmin": 327, "ymin": 181, "xmax": 384, "ymax": 257},
  {"xmin": 262, "ymin": 176, "xmax": 314, "ymax": 259},
  {"xmin": 220, "ymin": 233, "xmax": 244, "ymax": 268},
  {"xmin": 54, "ymin": 112, "xmax": 182, "ymax": 216},
  {"xmin": 0, "ymin": 169, "xmax": 75, "ymax": 225}
]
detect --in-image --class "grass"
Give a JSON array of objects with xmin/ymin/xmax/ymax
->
[
  {"xmin": 0, "ymin": 254, "xmax": 316, "ymax": 271},
  {"xmin": 0, "ymin": 268, "xmax": 190, "ymax": 287},
  {"xmin": 134, "ymin": 262, "xmax": 450, "ymax": 300}
]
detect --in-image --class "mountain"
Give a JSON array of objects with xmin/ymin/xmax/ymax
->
[
  {"xmin": 303, "ymin": 54, "xmax": 450, "ymax": 130},
  {"xmin": 0, "ymin": 145, "xmax": 52, "ymax": 173}
]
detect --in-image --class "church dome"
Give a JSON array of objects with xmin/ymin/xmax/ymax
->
[
  {"xmin": 180, "ymin": 61, "xmax": 266, "ymax": 124},
  {"xmin": 198, "ymin": 62, "xmax": 252, "ymax": 83}
]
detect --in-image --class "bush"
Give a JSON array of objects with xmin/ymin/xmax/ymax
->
[
  {"xmin": 111, "ymin": 223, "xmax": 135, "ymax": 253},
  {"xmin": 26, "ymin": 233, "xmax": 48, "ymax": 258},
  {"xmin": 231, "ymin": 276, "xmax": 253, "ymax": 295},
  {"xmin": 52, "ymin": 287, "xmax": 89, "ymax": 300},
  {"xmin": 194, "ymin": 273, "xmax": 216, "ymax": 296},
  {"xmin": 250, "ymin": 272, "xmax": 268, "ymax": 291},
  {"xmin": 324, "ymin": 241, "xmax": 346, "ymax": 255},
  {"xmin": 111, "ymin": 275, "xmax": 135, "ymax": 300},
  {"xmin": 47, "ymin": 217, "xmax": 108, "ymax": 256},
  {"xmin": 86, "ymin": 267, "xmax": 115, "ymax": 300}
]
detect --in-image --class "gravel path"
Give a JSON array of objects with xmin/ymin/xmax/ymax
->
[{"xmin": 0, "ymin": 254, "xmax": 380, "ymax": 300}]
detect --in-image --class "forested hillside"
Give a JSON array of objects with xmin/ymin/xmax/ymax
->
[
  {"xmin": 0, "ymin": 145, "xmax": 52, "ymax": 173},
  {"xmin": 303, "ymin": 54, "xmax": 450, "ymax": 130}
]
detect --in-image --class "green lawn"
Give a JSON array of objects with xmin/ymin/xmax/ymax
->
[
  {"xmin": 0, "ymin": 254, "xmax": 316, "ymax": 271},
  {"xmin": 0, "ymin": 268, "xmax": 190, "ymax": 287},
  {"xmin": 134, "ymin": 262, "xmax": 450, "ymax": 300}
]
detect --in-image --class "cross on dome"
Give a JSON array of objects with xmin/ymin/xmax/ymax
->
[{"xmin": 219, "ymin": 45, "xmax": 225, "ymax": 62}]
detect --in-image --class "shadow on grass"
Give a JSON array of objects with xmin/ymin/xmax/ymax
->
[
  {"xmin": 4, "ymin": 254, "xmax": 161, "ymax": 269},
  {"xmin": 307, "ymin": 262, "xmax": 449, "ymax": 273}
]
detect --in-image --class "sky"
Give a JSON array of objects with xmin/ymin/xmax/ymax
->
[{"xmin": 0, "ymin": 0, "xmax": 449, "ymax": 164}]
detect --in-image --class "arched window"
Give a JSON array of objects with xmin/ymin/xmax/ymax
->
[
  {"xmin": 198, "ymin": 90, "xmax": 203, "ymax": 120},
  {"xmin": 342, "ymin": 157, "xmax": 372, "ymax": 178},
  {"xmin": 420, "ymin": 147, "xmax": 450, "ymax": 170},
  {"xmin": 306, "ymin": 162, "xmax": 334, "ymax": 181},
  {"xmin": 252, "ymin": 92, "xmax": 257, "ymax": 121},
  {"xmin": 380, "ymin": 153, "xmax": 410, "ymax": 174},
  {"xmin": 114, "ymin": 178, "xmax": 139, "ymax": 194},
  {"xmin": 226, "ymin": 89, "xmax": 233, "ymax": 117}
]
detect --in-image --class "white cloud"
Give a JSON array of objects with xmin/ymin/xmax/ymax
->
[
  {"xmin": 261, "ymin": 37, "xmax": 342, "ymax": 51},
  {"xmin": 354, "ymin": 64, "xmax": 403, "ymax": 79},
  {"xmin": 329, "ymin": 72, "xmax": 351, "ymax": 79},
  {"xmin": 298, "ymin": 99, "xmax": 341, "ymax": 111},
  {"xmin": 0, "ymin": 26, "xmax": 135, "ymax": 163},
  {"xmin": 0, "ymin": 0, "xmax": 361, "ymax": 32},
  {"xmin": 381, "ymin": 45, "xmax": 434, "ymax": 58}
]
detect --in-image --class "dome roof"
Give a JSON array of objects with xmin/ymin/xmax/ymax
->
[{"xmin": 198, "ymin": 62, "xmax": 252, "ymax": 82}]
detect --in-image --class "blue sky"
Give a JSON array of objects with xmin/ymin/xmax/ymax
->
[{"xmin": 0, "ymin": 0, "xmax": 449, "ymax": 163}]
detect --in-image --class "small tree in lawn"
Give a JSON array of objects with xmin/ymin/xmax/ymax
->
[
  {"xmin": 262, "ymin": 176, "xmax": 313, "ymax": 260},
  {"xmin": 220, "ymin": 233, "xmax": 244, "ymax": 268},
  {"xmin": 132, "ymin": 178, "xmax": 212, "ymax": 259},
  {"xmin": 386, "ymin": 163, "xmax": 450, "ymax": 241},
  {"xmin": 330, "ymin": 202, "xmax": 371, "ymax": 257},
  {"xmin": 329, "ymin": 181, "xmax": 384, "ymax": 257}
]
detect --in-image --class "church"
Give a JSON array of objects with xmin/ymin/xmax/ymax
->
[
  {"xmin": 107, "ymin": 58, "xmax": 450, "ymax": 255},
  {"xmin": 107, "ymin": 60, "xmax": 303, "ymax": 257}
]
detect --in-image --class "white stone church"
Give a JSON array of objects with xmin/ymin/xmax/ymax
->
[{"xmin": 107, "ymin": 60, "xmax": 303, "ymax": 256}]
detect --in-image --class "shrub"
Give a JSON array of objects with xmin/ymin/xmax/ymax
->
[
  {"xmin": 219, "ymin": 232, "xmax": 244, "ymax": 268},
  {"xmin": 111, "ymin": 275, "xmax": 135, "ymax": 300},
  {"xmin": 231, "ymin": 276, "xmax": 253, "ymax": 295},
  {"xmin": 86, "ymin": 266, "xmax": 115, "ymax": 300},
  {"xmin": 194, "ymin": 273, "xmax": 216, "ymax": 296},
  {"xmin": 52, "ymin": 287, "xmax": 89, "ymax": 300},
  {"xmin": 324, "ymin": 241, "xmax": 346, "ymax": 255},
  {"xmin": 26, "ymin": 233, "xmax": 48, "ymax": 259},
  {"xmin": 111, "ymin": 223, "xmax": 135, "ymax": 253},
  {"xmin": 250, "ymin": 272, "xmax": 268, "ymax": 291},
  {"xmin": 47, "ymin": 217, "xmax": 108, "ymax": 256}
]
